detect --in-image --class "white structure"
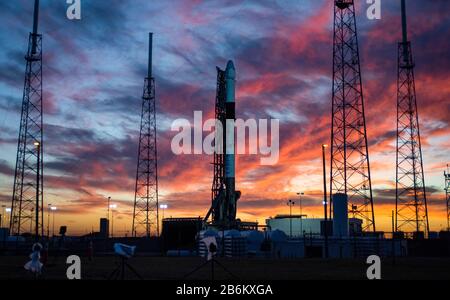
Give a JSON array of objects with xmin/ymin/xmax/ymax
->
[
  {"xmin": 333, "ymin": 193, "xmax": 349, "ymax": 237},
  {"xmin": 266, "ymin": 215, "xmax": 323, "ymax": 237}
]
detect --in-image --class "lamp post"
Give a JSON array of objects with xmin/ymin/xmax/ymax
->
[
  {"xmin": 297, "ymin": 192, "xmax": 304, "ymax": 236},
  {"xmin": 110, "ymin": 204, "xmax": 117, "ymax": 238},
  {"xmin": 159, "ymin": 204, "xmax": 168, "ymax": 238},
  {"xmin": 34, "ymin": 141, "xmax": 41, "ymax": 242},
  {"xmin": 5, "ymin": 208, "xmax": 11, "ymax": 229},
  {"xmin": 287, "ymin": 200, "xmax": 295, "ymax": 238},
  {"xmin": 1, "ymin": 205, "xmax": 5, "ymax": 228},
  {"xmin": 51, "ymin": 206, "xmax": 57, "ymax": 237},
  {"xmin": 107, "ymin": 197, "xmax": 111, "ymax": 237},
  {"xmin": 30, "ymin": 208, "xmax": 34, "ymax": 234},
  {"xmin": 47, "ymin": 203, "xmax": 52, "ymax": 238},
  {"xmin": 322, "ymin": 144, "xmax": 329, "ymax": 258},
  {"xmin": 160, "ymin": 204, "xmax": 168, "ymax": 220}
]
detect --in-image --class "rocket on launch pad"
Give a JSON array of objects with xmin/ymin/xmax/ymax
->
[
  {"xmin": 224, "ymin": 60, "xmax": 238, "ymax": 225},
  {"xmin": 205, "ymin": 60, "xmax": 241, "ymax": 229}
]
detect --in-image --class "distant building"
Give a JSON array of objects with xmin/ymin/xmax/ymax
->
[
  {"xmin": 100, "ymin": 218, "xmax": 109, "ymax": 238},
  {"xmin": 0, "ymin": 228, "xmax": 9, "ymax": 241},
  {"xmin": 266, "ymin": 215, "xmax": 362, "ymax": 237}
]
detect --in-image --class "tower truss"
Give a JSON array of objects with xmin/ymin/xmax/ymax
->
[
  {"xmin": 10, "ymin": 0, "xmax": 44, "ymax": 237},
  {"xmin": 132, "ymin": 33, "xmax": 159, "ymax": 237},
  {"xmin": 395, "ymin": 0, "xmax": 429, "ymax": 235},
  {"xmin": 330, "ymin": 0, "xmax": 375, "ymax": 231},
  {"xmin": 211, "ymin": 67, "xmax": 226, "ymax": 221}
]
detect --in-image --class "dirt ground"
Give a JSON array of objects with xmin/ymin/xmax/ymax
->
[{"xmin": 0, "ymin": 255, "xmax": 449, "ymax": 280}]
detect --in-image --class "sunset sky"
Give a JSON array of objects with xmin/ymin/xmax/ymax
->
[{"xmin": 0, "ymin": 0, "xmax": 449, "ymax": 236}]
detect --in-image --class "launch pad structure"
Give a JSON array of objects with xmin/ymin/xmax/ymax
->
[
  {"xmin": 10, "ymin": 0, "xmax": 44, "ymax": 239},
  {"xmin": 395, "ymin": 0, "xmax": 430, "ymax": 236},
  {"xmin": 203, "ymin": 61, "xmax": 257, "ymax": 231},
  {"xmin": 132, "ymin": 33, "xmax": 159, "ymax": 238},
  {"xmin": 330, "ymin": 0, "xmax": 375, "ymax": 232}
]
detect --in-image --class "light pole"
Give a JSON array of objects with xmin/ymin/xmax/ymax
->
[
  {"xmin": 47, "ymin": 203, "xmax": 52, "ymax": 238},
  {"xmin": 107, "ymin": 197, "xmax": 111, "ymax": 237},
  {"xmin": 5, "ymin": 208, "xmax": 11, "ymax": 229},
  {"xmin": 297, "ymin": 192, "xmax": 304, "ymax": 236},
  {"xmin": 287, "ymin": 200, "xmax": 295, "ymax": 238},
  {"xmin": 110, "ymin": 204, "xmax": 117, "ymax": 238},
  {"xmin": 159, "ymin": 204, "xmax": 168, "ymax": 238},
  {"xmin": 34, "ymin": 141, "xmax": 41, "ymax": 242},
  {"xmin": 51, "ymin": 206, "xmax": 57, "ymax": 237},
  {"xmin": 322, "ymin": 144, "xmax": 329, "ymax": 258},
  {"xmin": 30, "ymin": 208, "xmax": 34, "ymax": 234},
  {"xmin": 1, "ymin": 205, "xmax": 5, "ymax": 228},
  {"xmin": 160, "ymin": 204, "xmax": 168, "ymax": 220}
]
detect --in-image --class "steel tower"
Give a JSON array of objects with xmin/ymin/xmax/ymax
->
[
  {"xmin": 330, "ymin": 0, "xmax": 375, "ymax": 231},
  {"xmin": 211, "ymin": 67, "xmax": 226, "ymax": 220},
  {"xmin": 444, "ymin": 165, "xmax": 449, "ymax": 231},
  {"xmin": 395, "ymin": 0, "xmax": 429, "ymax": 235},
  {"xmin": 10, "ymin": 0, "xmax": 44, "ymax": 237},
  {"xmin": 132, "ymin": 33, "xmax": 159, "ymax": 237}
]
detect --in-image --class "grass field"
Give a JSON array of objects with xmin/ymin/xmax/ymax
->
[{"xmin": 1, "ymin": 255, "xmax": 449, "ymax": 280}]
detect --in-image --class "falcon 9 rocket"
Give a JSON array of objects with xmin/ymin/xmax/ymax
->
[{"xmin": 224, "ymin": 60, "xmax": 237, "ymax": 224}]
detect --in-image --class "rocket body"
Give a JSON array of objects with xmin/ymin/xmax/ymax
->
[
  {"xmin": 225, "ymin": 60, "xmax": 235, "ymax": 180},
  {"xmin": 224, "ymin": 60, "xmax": 236, "ymax": 223}
]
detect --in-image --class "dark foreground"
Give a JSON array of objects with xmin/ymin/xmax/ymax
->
[{"xmin": 0, "ymin": 256, "xmax": 449, "ymax": 280}]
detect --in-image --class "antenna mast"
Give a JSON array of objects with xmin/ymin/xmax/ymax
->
[
  {"xmin": 132, "ymin": 33, "xmax": 159, "ymax": 237},
  {"xmin": 395, "ymin": 0, "xmax": 430, "ymax": 236},
  {"xmin": 10, "ymin": 0, "xmax": 44, "ymax": 238}
]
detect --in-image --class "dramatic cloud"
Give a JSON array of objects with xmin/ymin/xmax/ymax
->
[{"xmin": 0, "ymin": 0, "xmax": 449, "ymax": 234}]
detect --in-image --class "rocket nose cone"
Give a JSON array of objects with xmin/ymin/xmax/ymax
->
[{"xmin": 226, "ymin": 60, "xmax": 236, "ymax": 79}]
